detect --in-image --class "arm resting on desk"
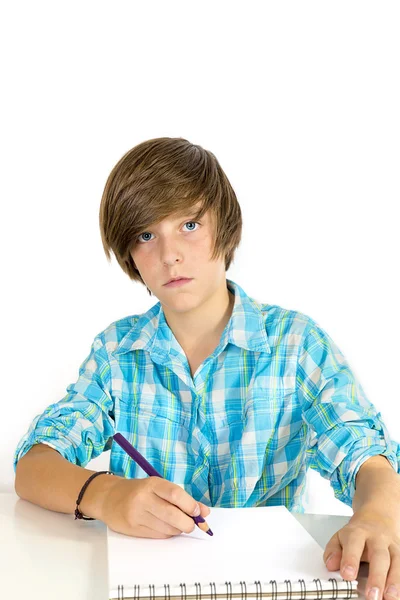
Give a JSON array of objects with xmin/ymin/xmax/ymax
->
[{"xmin": 14, "ymin": 443, "xmax": 121, "ymax": 520}]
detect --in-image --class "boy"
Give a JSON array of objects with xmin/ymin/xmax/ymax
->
[{"xmin": 14, "ymin": 137, "xmax": 400, "ymax": 600}]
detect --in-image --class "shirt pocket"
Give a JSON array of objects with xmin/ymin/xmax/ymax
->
[{"xmin": 131, "ymin": 392, "xmax": 190, "ymax": 430}]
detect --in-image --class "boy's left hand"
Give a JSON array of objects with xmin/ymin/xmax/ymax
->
[{"xmin": 323, "ymin": 507, "xmax": 400, "ymax": 600}]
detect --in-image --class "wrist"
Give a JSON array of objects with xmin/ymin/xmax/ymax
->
[
  {"xmin": 353, "ymin": 470, "xmax": 400, "ymax": 515},
  {"xmin": 79, "ymin": 471, "xmax": 122, "ymax": 521}
]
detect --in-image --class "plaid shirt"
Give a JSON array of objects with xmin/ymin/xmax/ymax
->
[{"xmin": 14, "ymin": 278, "xmax": 399, "ymax": 512}]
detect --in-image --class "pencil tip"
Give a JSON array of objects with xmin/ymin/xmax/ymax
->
[{"xmin": 207, "ymin": 529, "xmax": 214, "ymax": 536}]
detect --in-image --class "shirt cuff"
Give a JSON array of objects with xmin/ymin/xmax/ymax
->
[
  {"xmin": 13, "ymin": 432, "xmax": 77, "ymax": 473},
  {"xmin": 332, "ymin": 442, "xmax": 398, "ymax": 507}
]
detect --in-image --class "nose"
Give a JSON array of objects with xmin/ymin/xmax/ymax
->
[{"xmin": 159, "ymin": 237, "xmax": 182, "ymax": 266}]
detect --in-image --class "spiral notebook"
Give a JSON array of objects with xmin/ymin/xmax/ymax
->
[{"xmin": 107, "ymin": 506, "xmax": 359, "ymax": 600}]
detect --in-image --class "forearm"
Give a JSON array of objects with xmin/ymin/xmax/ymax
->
[
  {"xmin": 14, "ymin": 443, "xmax": 121, "ymax": 520},
  {"xmin": 353, "ymin": 454, "xmax": 400, "ymax": 514}
]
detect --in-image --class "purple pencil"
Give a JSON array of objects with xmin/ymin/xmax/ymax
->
[{"xmin": 113, "ymin": 432, "xmax": 213, "ymax": 536}]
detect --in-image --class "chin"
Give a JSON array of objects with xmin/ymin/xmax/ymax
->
[{"xmin": 163, "ymin": 295, "xmax": 200, "ymax": 311}]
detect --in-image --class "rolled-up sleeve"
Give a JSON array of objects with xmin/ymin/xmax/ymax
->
[
  {"xmin": 296, "ymin": 322, "xmax": 399, "ymax": 507},
  {"xmin": 13, "ymin": 335, "xmax": 115, "ymax": 472}
]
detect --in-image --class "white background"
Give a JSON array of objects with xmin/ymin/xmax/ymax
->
[{"xmin": 1, "ymin": 1, "xmax": 399, "ymax": 516}]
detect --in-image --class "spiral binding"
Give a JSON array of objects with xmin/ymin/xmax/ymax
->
[{"xmin": 116, "ymin": 578, "xmax": 356, "ymax": 600}]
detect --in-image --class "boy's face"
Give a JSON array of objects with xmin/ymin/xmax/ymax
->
[{"xmin": 130, "ymin": 203, "xmax": 227, "ymax": 314}]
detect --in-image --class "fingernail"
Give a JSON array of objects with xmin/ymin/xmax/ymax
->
[
  {"xmin": 368, "ymin": 587, "xmax": 380, "ymax": 600},
  {"xmin": 343, "ymin": 566, "xmax": 355, "ymax": 578},
  {"xmin": 385, "ymin": 586, "xmax": 398, "ymax": 599},
  {"xmin": 192, "ymin": 504, "xmax": 200, "ymax": 516},
  {"xmin": 326, "ymin": 553, "xmax": 335, "ymax": 564}
]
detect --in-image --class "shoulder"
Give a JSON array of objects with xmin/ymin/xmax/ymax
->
[
  {"xmin": 257, "ymin": 300, "xmax": 321, "ymax": 343},
  {"xmin": 90, "ymin": 313, "xmax": 142, "ymax": 354}
]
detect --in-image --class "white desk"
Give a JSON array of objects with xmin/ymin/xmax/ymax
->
[{"xmin": 0, "ymin": 492, "xmax": 369, "ymax": 599}]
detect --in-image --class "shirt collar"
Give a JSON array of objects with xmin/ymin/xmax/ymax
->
[{"xmin": 113, "ymin": 278, "xmax": 271, "ymax": 358}]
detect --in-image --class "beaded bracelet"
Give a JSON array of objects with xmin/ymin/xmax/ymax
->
[{"xmin": 74, "ymin": 470, "xmax": 113, "ymax": 520}]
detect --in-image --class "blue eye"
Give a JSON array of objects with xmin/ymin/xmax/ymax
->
[
  {"xmin": 183, "ymin": 221, "xmax": 198, "ymax": 231},
  {"xmin": 137, "ymin": 231, "xmax": 151, "ymax": 242},
  {"xmin": 136, "ymin": 221, "xmax": 200, "ymax": 244}
]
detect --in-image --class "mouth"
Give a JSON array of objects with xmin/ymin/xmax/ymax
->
[{"xmin": 164, "ymin": 277, "xmax": 193, "ymax": 287}]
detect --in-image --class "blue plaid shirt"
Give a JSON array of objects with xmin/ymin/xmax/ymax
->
[{"xmin": 13, "ymin": 278, "xmax": 399, "ymax": 512}]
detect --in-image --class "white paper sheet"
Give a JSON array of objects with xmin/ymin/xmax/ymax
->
[{"xmin": 107, "ymin": 506, "xmax": 346, "ymax": 590}]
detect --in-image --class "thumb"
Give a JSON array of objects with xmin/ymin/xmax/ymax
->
[{"xmin": 323, "ymin": 533, "xmax": 342, "ymax": 571}]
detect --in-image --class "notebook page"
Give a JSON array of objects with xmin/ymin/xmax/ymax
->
[{"xmin": 107, "ymin": 506, "xmax": 345, "ymax": 589}]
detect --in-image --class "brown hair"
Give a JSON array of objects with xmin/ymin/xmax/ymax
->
[{"xmin": 99, "ymin": 137, "xmax": 242, "ymax": 296}]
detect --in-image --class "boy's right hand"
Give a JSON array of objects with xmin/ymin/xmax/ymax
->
[{"xmin": 100, "ymin": 476, "xmax": 211, "ymax": 538}]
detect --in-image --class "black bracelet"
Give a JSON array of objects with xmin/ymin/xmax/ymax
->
[{"xmin": 74, "ymin": 470, "xmax": 113, "ymax": 520}]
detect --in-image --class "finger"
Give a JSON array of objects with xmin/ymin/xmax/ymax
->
[
  {"xmin": 365, "ymin": 545, "xmax": 391, "ymax": 600},
  {"xmin": 142, "ymin": 508, "xmax": 184, "ymax": 537},
  {"xmin": 148, "ymin": 491, "xmax": 196, "ymax": 534},
  {"xmin": 338, "ymin": 531, "xmax": 367, "ymax": 581},
  {"xmin": 198, "ymin": 502, "xmax": 211, "ymax": 516},
  {"xmin": 152, "ymin": 479, "xmax": 202, "ymax": 519},
  {"xmin": 384, "ymin": 544, "xmax": 400, "ymax": 600},
  {"xmin": 324, "ymin": 532, "xmax": 343, "ymax": 572},
  {"xmin": 132, "ymin": 521, "xmax": 177, "ymax": 539}
]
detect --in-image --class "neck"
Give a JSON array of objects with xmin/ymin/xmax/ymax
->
[{"xmin": 162, "ymin": 282, "xmax": 235, "ymax": 353}]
